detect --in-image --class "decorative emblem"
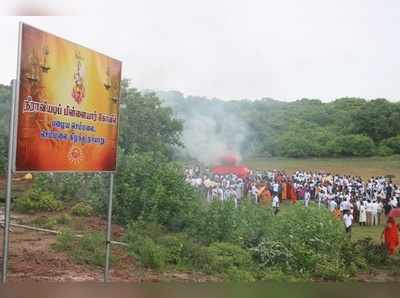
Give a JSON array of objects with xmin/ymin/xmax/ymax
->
[
  {"xmin": 104, "ymin": 66, "xmax": 111, "ymax": 90},
  {"xmin": 40, "ymin": 46, "xmax": 51, "ymax": 73},
  {"xmin": 25, "ymin": 50, "xmax": 39, "ymax": 82},
  {"xmin": 104, "ymin": 63, "xmax": 119, "ymax": 103},
  {"xmin": 72, "ymin": 51, "xmax": 85, "ymax": 104},
  {"xmin": 68, "ymin": 146, "xmax": 83, "ymax": 164}
]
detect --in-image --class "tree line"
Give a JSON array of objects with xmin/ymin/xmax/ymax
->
[{"xmin": 155, "ymin": 90, "xmax": 400, "ymax": 159}]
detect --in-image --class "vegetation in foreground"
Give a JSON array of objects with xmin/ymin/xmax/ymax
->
[{"xmin": 4, "ymin": 81, "xmax": 400, "ymax": 281}]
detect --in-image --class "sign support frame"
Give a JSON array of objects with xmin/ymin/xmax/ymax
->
[
  {"xmin": 1, "ymin": 79, "xmax": 18, "ymax": 284},
  {"xmin": 104, "ymin": 172, "xmax": 114, "ymax": 282}
]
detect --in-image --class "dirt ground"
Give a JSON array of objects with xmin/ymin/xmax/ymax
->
[{"xmin": 0, "ymin": 208, "xmax": 218, "ymax": 282}]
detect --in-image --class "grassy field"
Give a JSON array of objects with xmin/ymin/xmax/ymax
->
[{"xmin": 244, "ymin": 156, "xmax": 400, "ymax": 184}]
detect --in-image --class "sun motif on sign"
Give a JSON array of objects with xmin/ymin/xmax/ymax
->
[{"xmin": 68, "ymin": 146, "xmax": 83, "ymax": 164}]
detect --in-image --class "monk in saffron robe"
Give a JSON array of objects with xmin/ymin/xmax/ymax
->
[
  {"xmin": 288, "ymin": 182, "xmax": 297, "ymax": 204},
  {"xmin": 258, "ymin": 185, "xmax": 272, "ymax": 206},
  {"xmin": 281, "ymin": 182, "xmax": 288, "ymax": 200},
  {"xmin": 381, "ymin": 217, "xmax": 399, "ymax": 256}
]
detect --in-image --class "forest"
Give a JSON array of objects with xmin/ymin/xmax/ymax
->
[{"xmin": 155, "ymin": 90, "xmax": 400, "ymax": 161}]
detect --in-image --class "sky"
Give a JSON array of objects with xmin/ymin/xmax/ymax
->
[{"xmin": 1, "ymin": 0, "xmax": 400, "ymax": 102}]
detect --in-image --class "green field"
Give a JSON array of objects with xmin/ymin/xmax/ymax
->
[{"xmin": 245, "ymin": 156, "xmax": 400, "ymax": 184}]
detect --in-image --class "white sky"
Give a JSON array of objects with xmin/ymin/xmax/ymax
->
[{"xmin": 1, "ymin": 0, "xmax": 400, "ymax": 101}]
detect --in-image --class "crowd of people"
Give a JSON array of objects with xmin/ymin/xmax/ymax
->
[{"xmin": 184, "ymin": 166, "xmax": 400, "ymax": 255}]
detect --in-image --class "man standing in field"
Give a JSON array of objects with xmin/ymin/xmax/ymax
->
[
  {"xmin": 304, "ymin": 188, "xmax": 311, "ymax": 208},
  {"xmin": 343, "ymin": 210, "xmax": 353, "ymax": 237},
  {"xmin": 272, "ymin": 193, "xmax": 280, "ymax": 215},
  {"xmin": 371, "ymin": 200, "xmax": 379, "ymax": 226}
]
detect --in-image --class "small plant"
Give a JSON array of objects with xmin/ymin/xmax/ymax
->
[
  {"xmin": 56, "ymin": 213, "xmax": 72, "ymax": 225},
  {"xmin": 128, "ymin": 236, "xmax": 166, "ymax": 270},
  {"xmin": 53, "ymin": 228, "xmax": 75, "ymax": 252},
  {"xmin": 14, "ymin": 190, "xmax": 63, "ymax": 213},
  {"xmin": 53, "ymin": 230, "xmax": 116, "ymax": 267},
  {"xmin": 71, "ymin": 202, "xmax": 94, "ymax": 217},
  {"xmin": 30, "ymin": 216, "xmax": 58, "ymax": 230}
]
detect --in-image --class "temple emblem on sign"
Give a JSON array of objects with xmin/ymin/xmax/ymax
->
[
  {"xmin": 68, "ymin": 146, "xmax": 83, "ymax": 164},
  {"xmin": 72, "ymin": 51, "xmax": 85, "ymax": 104}
]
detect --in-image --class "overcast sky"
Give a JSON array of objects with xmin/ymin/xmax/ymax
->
[{"xmin": 1, "ymin": 0, "xmax": 400, "ymax": 101}]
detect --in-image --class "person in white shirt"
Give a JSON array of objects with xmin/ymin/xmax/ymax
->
[
  {"xmin": 343, "ymin": 210, "xmax": 353, "ymax": 236},
  {"xmin": 272, "ymin": 194, "xmax": 280, "ymax": 215},
  {"xmin": 329, "ymin": 199, "xmax": 337, "ymax": 212},
  {"xmin": 370, "ymin": 200, "xmax": 379, "ymax": 226},
  {"xmin": 377, "ymin": 200, "xmax": 383, "ymax": 225},
  {"xmin": 366, "ymin": 200, "xmax": 372, "ymax": 226},
  {"xmin": 251, "ymin": 185, "xmax": 258, "ymax": 204},
  {"xmin": 359, "ymin": 203, "xmax": 366, "ymax": 226},
  {"xmin": 390, "ymin": 197, "xmax": 398, "ymax": 209},
  {"xmin": 304, "ymin": 190, "xmax": 311, "ymax": 208}
]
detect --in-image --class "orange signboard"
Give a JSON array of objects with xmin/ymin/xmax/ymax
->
[{"xmin": 15, "ymin": 23, "xmax": 122, "ymax": 172}]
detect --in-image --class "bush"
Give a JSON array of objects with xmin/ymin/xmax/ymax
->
[
  {"xmin": 376, "ymin": 144, "xmax": 394, "ymax": 156},
  {"xmin": 326, "ymin": 134, "xmax": 376, "ymax": 156},
  {"xmin": 383, "ymin": 135, "xmax": 400, "ymax": 154},
  {"xmin": 128, "ymin": 236, "xmax": 166, "ymax": 270},
  {"xmin": 199, "ymin": 242, "xmax": 255, "ymax": 277},
  {"xmin": 54, "ymin": 230, "xmax": 115, "ymax": 267},
  {"xmin": 157, "ymin": 234, "xmax": 186, "ymax": 265},
  {"xmin": 14, "ymin": 190, "xmax": 63, "ymax": 213},
  {"xmin": 53, "ymin": 228, "xmax": 75, "ymax": 252},
  {"xmin": 354, "ymin": 237, "xmax": 389, "ymax": 266},
  {"xmin": 71, "ymin": 202, "xmax": 94, "ymax": 217},
  {"xmin": 246, "ymin": 205, "xmax": 363, "ymax": 280},
  {"xmin": 33, "ymin": 173, "xmax": 87, "ymax": 201},
  {"xmin": 188, "ymin": 200, "xmax": 242, "ymax": 245},
  {"xmin": 30, "ymin": 216, "xmax": 58, "ymax": 230},
  {"xmin": 57, "ymin": 213, "xmax": 72, "ymax": 225},
  {"xmin": 111, "ymin": 151, "xmax": 201, "ymax": 230}
]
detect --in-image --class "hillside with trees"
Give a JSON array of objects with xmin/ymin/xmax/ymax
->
[
  {"xmin": 1, "ymin": 82, "xmax": 400, "ymax": 171},
  {"xmin": 155, "ymin": 90, "xmax": 400, "ymax": 160}
]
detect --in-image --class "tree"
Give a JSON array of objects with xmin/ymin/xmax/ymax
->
[{"xmin": 119, "ymin": 83, "xmax": 183, "ymax": 157}]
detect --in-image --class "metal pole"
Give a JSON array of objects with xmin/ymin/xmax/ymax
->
[
  {"xmin": 1, "ymin": 80, "xmax": 17, "ymax": 284},
  {"xmin": 104, "ymin": 172, "xmax": 114, "ymax": 282}
]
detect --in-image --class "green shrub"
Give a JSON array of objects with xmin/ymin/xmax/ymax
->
[
  {"xmin": 30, "ymin": 216, "xmax": 58, "ymax": 230},
  {"xmin": 71, "ymin": 202, "xmax": 94, "ymax": 217},
  {"xmin": 128, "ymin": 236, "xmax": 166, "ymax": 270},
  {"xmin": 14, "ymin": 190, "xmax": 63, "ymax": 213},
  {"xmin": 354, "ymin": 237, "xmax": 389, "ymax": 266},
  {"xmin": 188, "ymin": 200, "xmax": 242, "ymax": 245},
  {"xmin": 326, "ymin": 134, "xmax": 376, "ymax": 156},
  {"xmin": 56, "ymin": 213, "xmax": 72, "ymax": 225},
  {"xmin": 383, "ymin": 135, "xmax": 400, "ymax": 154},
  {"xmin": 72, "ymin": 232, "xmax": 110, "ymax": 267},
  {"xmin": 111, "ymin": 151, "xmax": 201, "ymax": 230},
  {"xmin": 53, "ymin": 228, "xmax": 75, "ymax": 252},
  {"xmin": 199, "ymin": 242, "xmax": 255, "ymax": 275},
  {"xmin": 33, "ymin": 173, "xmax": 86, "ymax": 201},
  {"xmin": 53, "ymin": 230, "xmax": 116, "ymax": 267},
  {"xmin": 157, "ymin": 234, "xmax": 185, "ymax": 265},
  {"xmin": 377, "ymin": 144, "xmax": 394, "ymax": 156}
]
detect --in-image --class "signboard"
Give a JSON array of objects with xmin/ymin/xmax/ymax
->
[{"xmin": 15, "ymin": 23, "xmax": 122, "ymax": 172}]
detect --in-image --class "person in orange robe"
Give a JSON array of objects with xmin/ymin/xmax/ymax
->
[
  {"xmin": 259, "ymin": 187, "xmax": 272, "ymax": 206},
  {"xmin": 381, "ymin": 217, "xmax": 399, "ymax": 256},
  {"xmin": 288, "ymin": 182, "xmax": 297, "ymax": 204},
  {"xmin": 281, "ymin": 182, "xmax": 288, "ymax": 200}
]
